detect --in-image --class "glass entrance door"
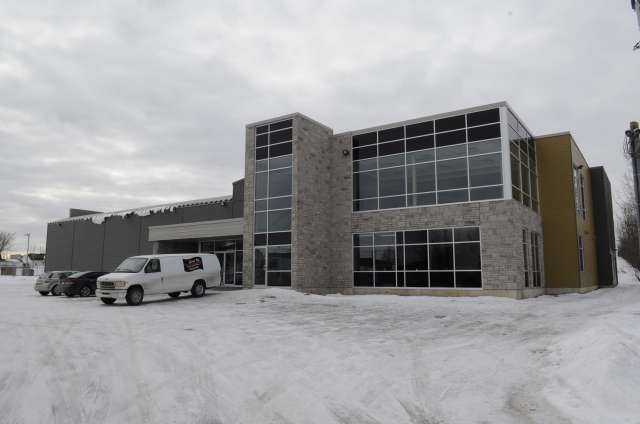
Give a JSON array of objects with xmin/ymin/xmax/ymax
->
[
  {"xmin": 224, "ymin": 252, "xmax": 235, "ymax": 285},
  {"xmin": 215, "ymin": 252, "xmax": 237, "ymax": 286}
]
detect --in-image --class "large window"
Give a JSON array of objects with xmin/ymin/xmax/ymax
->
[
  {"xmin": 352, "ymin": 108, "xmax": 503, "ymax": 211},
  {"xmin": 508, "ymin": 110, "xmax": 539, "ymax": 212},
  {"xmin": 353, "ymin": 227, "xmax": 482, "ymax": 288},
  {"xmin": 254, "ymin": 119, "xmax": 293, "ymax": 286}
]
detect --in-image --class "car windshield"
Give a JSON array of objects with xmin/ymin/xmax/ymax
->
[
  {"xmin": 68, "ymin": 272, "xmax": 88, "ymax": 278},
  {"xmin": 113, "ymin": 258, "xmax": 148, "ymax": 273}
]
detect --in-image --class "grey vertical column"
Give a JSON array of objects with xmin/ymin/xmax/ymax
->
[{"xmin": 242, "ymin": 126, "xmax": 256, "ymax": 288}]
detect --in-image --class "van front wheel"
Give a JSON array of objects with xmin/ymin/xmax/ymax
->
[
  {"xmin": 191, "ymin": 280, "xmax": 205, "ymax": 298},
  {"xmin": 125, "ymin": 286, "xmax": 144, "ymax": 306}
]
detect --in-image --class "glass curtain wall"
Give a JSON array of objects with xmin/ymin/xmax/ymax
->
[
  {"xmin": 352, "ymin": 108, "xmax": 504, "ymax": 212},
  {"xmin": 254, "ymin": 119, "xmax": 293, "ymax": 286},
  {"xmin": 353, "ymin": 226, "xmax": 482, "ymax": 289},
  {"xmin": 508, "ymin": 109, "xmax": 539, "ymax": 212},
  {"xmin": 200, "ymin": 239, "xmax": 243, "ymax": 285}
]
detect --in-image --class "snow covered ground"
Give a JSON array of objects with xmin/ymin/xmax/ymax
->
[{"xmin": 0, "ymin": 263, "xmax": 639, "ymax": 424}]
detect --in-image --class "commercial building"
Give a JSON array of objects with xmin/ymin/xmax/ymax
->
[{"xmin": 45, "ymin": 102, "xmax": 617, "ymax": 298}]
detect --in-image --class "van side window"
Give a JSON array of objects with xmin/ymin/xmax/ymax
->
[{"xmin": 145, "ymin": 259, "xmax": 161, "ymax": 273}]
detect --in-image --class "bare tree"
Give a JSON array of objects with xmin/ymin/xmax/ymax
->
[
  {"xmin": 616, "ymin": 174, "xmax": 640, "ymax": 272},
  {"xmin": 0, "ymin": 232, "xmax": 15, "ymax": 260}
]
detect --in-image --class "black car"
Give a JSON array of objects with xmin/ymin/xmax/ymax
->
[{"xmin": 61, "ymin": 271, "xmax": 109, "ymax": 297}]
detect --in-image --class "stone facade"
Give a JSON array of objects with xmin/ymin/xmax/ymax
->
[{"xmin": 243, "ymin": 107, "xmax": 547, "ymax": 298}]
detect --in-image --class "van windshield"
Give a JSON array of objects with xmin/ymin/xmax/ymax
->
[{"xmin": 113, "ymin": 258, "xmax": 148, "ymax": 273}]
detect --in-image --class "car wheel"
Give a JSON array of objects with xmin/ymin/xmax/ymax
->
[
  {"xmin": 38, "ymin": 291, "xmax": 49, "ymax": 296},
  {"xmin": 65, "ymin": 293, "xmax": 75, "ymax": 298},
  {"xmin": 51, "ymin": 285, "xmax": 62, "ymax": 296},
  {"xmin": 125, "ymin": 286, "xmax": 144, "ymax": 306},
  {"xmin": 79, "ymin": 286, "xmax": 92, "ymax": 297},
  {"xmin": 191, "ymin": 280, "xmax": 206, "ymax": 298},
  {"xmin": 168, "ymin": 292, "xmax": 180, "ymax": 298},
  {"xmin": 101, "ymin": 297, "xmax": 116, "ymax": 305}
]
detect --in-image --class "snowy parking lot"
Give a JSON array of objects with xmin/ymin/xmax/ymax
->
[{"xmin": 1, "ymin": 264, "xmax": 640, "ymax": 424}]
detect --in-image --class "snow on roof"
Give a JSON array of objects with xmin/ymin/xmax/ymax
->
[{"xmin": 50, "ymin": 195, "xmax": 233, "ymax": 225}]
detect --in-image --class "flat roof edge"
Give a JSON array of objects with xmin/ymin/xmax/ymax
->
[
  {"xmin": 245, "ymin": 112, "xmax": 334, "ymax": 133},
  {"xmin": 337, "ymin": 101, "xmax": 509, "ymax": 137}
]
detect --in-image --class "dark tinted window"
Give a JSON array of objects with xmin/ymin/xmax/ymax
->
[
  {"xmin": 469, "ymin": 154, "xmax": 502, "ymax": 187},
  {"xmin": 353, "ymin": 132, "xmax": 377, "ymax": 147},
  {"xmin": 406, "ymin": 272, "xmax": 428, "ymax": 287},
  {"xmin": 378, "ymin": 126, "xmax": 404, "ymax": 142},
  {"xmin": 354, "ymin": 272, "xmax": 374, "ymax": 286},
  {"xmin": 269, "ymin": 142, "xmax": 292, "ymax": 158},
  {"xmin": 256, "ymin": 134, "xmax": 268, "ymax": 147},
  {"xmin": 379, "ymin": 195, "xmax": 406, "ymax": 209},
  {"xmin": 406, "ymin": 162, "xmax": 435, "ymax": 194},
  {"xmin": 467, "ymin": 108, "xmax": 499, "ymax": 127},
  {"xmin": 436, "ymin": 115, "xmax": 465, "ymax": 132},
  {"xmin": 256, "ymin": 125, "xmax": 269, "ymax": 134},
  {"xmin": 375, "ymin": 246, "xmax": 396, "ymax": 270},
  {"xmin": 354, "ymin": 171, "xmax": 378, "ymax": 199},
  {"xmin": 269, "ymin": 119, "xmax": 292, "ymax": 131},
  {"xmin": 268, "ymin": 168, "xmax": 292, "ymax": 197},
  {"xmin": 406, "ymin": 121, "xmax": 434, "ymax": 137},
  {"xmin": 456, "ymin": 271, "xmax": 482, "ymax": 288},
  {"xmin": 454, "ymin": 243, "xmax": 481, "ymax": 270},
  {"xmin": 406, "ymin": 135, "xmax": 434, "ymax": 152},
  {"xmin": 354, "ymin": 247, "xmax": 374, "ymax": 271},
  {"xmin": 378, "ymin": 140, "xmax": 405, "ymax": 156},
  {"xmin": 429, "ymin": 245, "xmax": 453, "ymax": 270},
  {"xmin": 405, "ymin": 245, "xmax": 428, "ymax": 270},
  {"xmin": 352, "ymin": 145, "xmax": 377, "ymax": 160},
  {"xmin": 437, "ymin": 158, "xmax": 468, "ymax": 190},
  {"xmin": 379, "ymin": 167, "xmax": 406, "ymax": 197},
  {"xmin": 429, "ymin": 229, "xmax": 452, "ymax": 243},
  {"xmin": 354, "ymin": 233, "xmax": 373, "ymax": 246},
  {"xmin": 254, "ymin": 233, "xmax": 267, "ymax": 246},
  {"xmin": 430, "ymin": 272, "xmax": 454, "ymax": 287},
  {"xmin": 256, "ymin": 147, "xmax": 268, "ymax": 160},
  {"xmin": 470, "ymin": 186, "xmax": 503, "ymax": 201},
  {"xmin": 268, "ymin": 232, "xmax": 291, "ymax": 245},
  {"xmin": 375, "ymin": 272, "xmax": 396, "ymax": 286},
  {"xmin": 436, "ymin": 129, "xmax": 467, "ymax": 147},
  {"xmin": 267, "ymin": 246, "xmax": 291, "ymax": 270},
  {"xmin": 269, "ymin": 128, "xmax": 293, "ymax": 144},
  {"xmin": 267, "ymin": 272, "xmax": 291, "ymax": 286},
  {"xmin": 468, "ymin": 123, "xmax": 501, "ymax": 142},
  {"xmin": 405, "ymin": 230, "xmax": 428, "ymax": 244}
]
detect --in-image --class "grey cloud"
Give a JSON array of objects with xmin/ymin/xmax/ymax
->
[{"xmin": 0, "ymin": 0, "xmax": 637, "ymax": 251}]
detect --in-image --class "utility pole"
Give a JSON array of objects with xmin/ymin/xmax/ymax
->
[
  {"xmin": 633, "ymin": 0, "xmax": 640, "ymax": 49},
  {"xmin": 625, "ymin": 123, "xmax": 640, "ymax": 261},
  {"xmin": 24, "ymin": 233, "xmax": 30, "ymax": 267}
]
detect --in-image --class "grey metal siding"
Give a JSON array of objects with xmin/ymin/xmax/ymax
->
[
  {"xmin": 45, "ymin": 186, "xmax": 245, "ymax": 273},
  {"xmin": 44, "ymin": 223, "xmax": 74, "ymax": 271},
  {"xmin": 101, "ymin": 216, "xmax": 143, "ymax": 271},
  {"xmin": 71, "ymin": 220, "xmax": 105, "ymax": 271},
  {"xmin": 590, "ymin": 166, "xmax": 618, "ymax": 287}
]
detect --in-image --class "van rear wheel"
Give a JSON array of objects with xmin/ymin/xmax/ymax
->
[
  {"xmin": 168, "ymin": 292, "xmax": 180, "ymax": 298},
  {"xmin": 191, "ymin": 280, "xmax": 205, "ymax": 298},
  {"xmin": 125, "ymin": 286, "xmax": 144, "ymax": 306},
  {"xmin": 101, "ymin": 297, "xmax": 116, "ymax": 305}
]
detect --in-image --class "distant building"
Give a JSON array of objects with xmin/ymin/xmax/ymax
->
[{"xmin": 44, "ymin": 102, "xmax": 616, "ymax": 298}]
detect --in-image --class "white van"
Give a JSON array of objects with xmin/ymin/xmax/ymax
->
[{"xmin": 96, "ymin": 254, "xmax": 221, "ymax": 306}]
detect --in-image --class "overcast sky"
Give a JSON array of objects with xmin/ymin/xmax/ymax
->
[{"xmin": 0, "ymin": 1, "xmax": 638, "ymax": 252}]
